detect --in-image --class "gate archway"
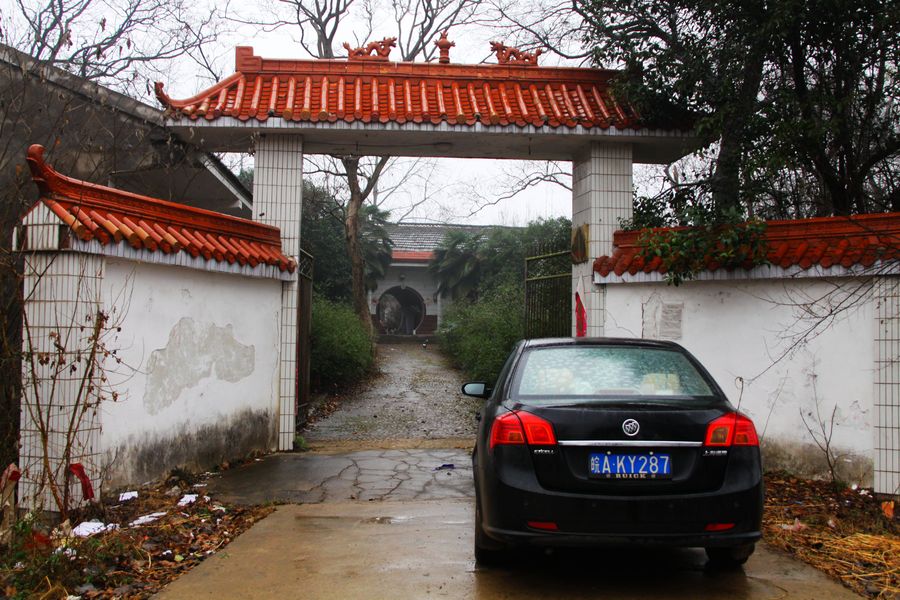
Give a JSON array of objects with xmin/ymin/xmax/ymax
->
[{"xmin": 155, "ymin": 40, "xmax": 698, "ymax": 448}]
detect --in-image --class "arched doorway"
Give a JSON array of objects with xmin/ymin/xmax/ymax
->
[{"xmin": 377, "ymin": 286, "xmax": 425, "ymax": 335}]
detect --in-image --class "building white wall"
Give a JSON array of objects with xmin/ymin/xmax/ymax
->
[
  {"xmin": 98, "ymin": 259, "xmax": 282, "ymax": 488},
  {"xmin": 603, "ymin": 277, "xmax": 875, "ymax": 482},
  {"xmin": 370, "ymin": 264, "xmax": 444, "ymax": 325}
]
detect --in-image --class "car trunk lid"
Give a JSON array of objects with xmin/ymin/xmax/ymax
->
[{"xmin": 516, "ymin": 400, "xmax": 730, "ymax": 495}]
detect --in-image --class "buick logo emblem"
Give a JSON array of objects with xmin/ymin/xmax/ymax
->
[{"xmin": 622, "ymin": 419, "xmax": 640, "ymax": 437}]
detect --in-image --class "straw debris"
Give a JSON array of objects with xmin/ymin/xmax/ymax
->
[{"xmin": 764, "ymin": 471, "xmax": 899, "ymax": 599}]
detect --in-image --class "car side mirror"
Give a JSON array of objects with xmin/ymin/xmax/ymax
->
[{"xmin": 461, "ymin": 381, "xmax": 492, "ymax": 398}]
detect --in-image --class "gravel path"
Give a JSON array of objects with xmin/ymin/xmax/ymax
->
[{"xmin": 303, "ymin": 343, "xmax": 481, "ymax": 443}]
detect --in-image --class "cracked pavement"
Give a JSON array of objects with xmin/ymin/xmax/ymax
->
[
  {"xmin": 207, "ymin": 448, "xmax": 473, "ymax": 504},
  {"xmin": 206, "ymin": 342, "xmax": 478, "ymax": 505}
]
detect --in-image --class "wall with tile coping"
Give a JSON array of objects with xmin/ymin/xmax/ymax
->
[
  {"xmin": 18, "ymin": 204, "xmax": 284, "ymax": 504},
  {"xmin": 603, "ymin": 277, "xmax": 882, "ymax": 488}
]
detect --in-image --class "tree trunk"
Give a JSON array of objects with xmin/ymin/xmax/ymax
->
[
  {"xmin": 342, "ymin": 157, "xmax": 374, "ymax": 332},
  {"xmin": 709, "ymin": 45, "xmax": 766, "ymax": 214}
]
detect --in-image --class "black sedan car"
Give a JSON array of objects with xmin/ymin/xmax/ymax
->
[{"xmin": 463, "ymin": 338, "xmax": 763, "ymax": 567}]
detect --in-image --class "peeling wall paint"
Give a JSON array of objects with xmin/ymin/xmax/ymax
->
[
  {"xmin": 98, "ymin": 259, "xmax": 282, "ymax": 488},
  {"xmin": 144, "ymin": 318, "xmax": 255, "ymax": 415}
]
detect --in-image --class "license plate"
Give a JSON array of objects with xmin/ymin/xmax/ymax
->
[{"xmin": 589, "ymin": 453, "xmax": 672, "ymax": 479}]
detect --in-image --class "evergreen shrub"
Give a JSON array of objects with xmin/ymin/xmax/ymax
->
[
  {"xmin": 310, "ymin": 295, "xmax": 374, "ymax": 390},
  {"xmin": 439, "ymin": 280, "xmax": 524, "ymax": 384}
]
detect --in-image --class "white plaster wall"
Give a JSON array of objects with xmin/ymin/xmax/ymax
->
[
  {"xmin": 98, "ymin": 259, "xmax": 282, "ymax": 485},
  {"xmin": 370, "ymin": 264, "xmax": 445, "ymax": 324},
  {"xmin": 604, "ymin": 278, "xmax": 874, "ymax": 459}
]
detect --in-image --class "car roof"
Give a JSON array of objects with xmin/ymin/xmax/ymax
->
[{"xmin": 522, "ymin": 337, "xmax": 683, "ymax": 350}]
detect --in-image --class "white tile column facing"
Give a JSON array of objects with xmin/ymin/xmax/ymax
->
[
  {"xmin": 253, "ymin": 135, "xmax": 303, "ymax": 451},
  {"xmin": 571, "ymin": 142, "xmax": 633, "ymax": 337},
  {"xmin": 874, "ymin": 276, "xmax": 900, "ymax": 496},
  {"xmin": 19, "ymin": 252, "xmax": 104, "ymax": 510}
]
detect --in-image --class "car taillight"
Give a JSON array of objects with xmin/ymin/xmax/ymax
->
[
  {"xmin": 490, "ymin": 412, "xmax": 525, "ymax": 448},
  {"xmin": 490, "ymin": 410, "xmax": 557, "ymax": 449},
  {"xmin": 705, "ymin": 522, "xmax": 735, "ymax": 532},
  {"xmin": 704, "ymin": 413, "xmax": 759, "ymax": 447}
]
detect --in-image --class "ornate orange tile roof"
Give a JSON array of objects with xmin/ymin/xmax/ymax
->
[
  {"xmin": 593, "ymin": 213, "xmax": 900, "ymax": 279},
  {"xmin": 154, "ymin": 44, "xmax": 640, "ymax": 130},
  {"xmin": 25, "ymin": 144, "xmax": 295, "ymax": 272}
]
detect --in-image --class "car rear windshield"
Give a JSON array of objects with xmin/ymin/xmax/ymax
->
[{"xmin": 511, "ymin": 346, "xmax": 715, "ymax": 401}]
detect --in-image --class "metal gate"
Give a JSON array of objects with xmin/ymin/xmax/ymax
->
[
  {"xmin": 524, "ymin": 248, "xmax": 571, "ymax": 338},
  {"xmin": 295, "ymin": 248, "xmax": 314, "ymax": 427}
]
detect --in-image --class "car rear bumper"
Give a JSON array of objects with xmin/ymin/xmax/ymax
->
[
  {"xmin": 483, "ymin": 525, "xmax": 762, "ymax": 549},
  {"xmin": 478, "ymin": 461, "xmax": 763, "ymax": 549}
]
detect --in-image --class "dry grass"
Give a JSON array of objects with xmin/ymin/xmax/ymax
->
[{"xmin": 764, "ymin": 471, "xmax": 898, "ymax": 599}]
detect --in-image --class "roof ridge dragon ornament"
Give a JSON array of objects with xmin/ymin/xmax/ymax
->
[
  {"xmin": 343, "ymin": 37, "xmax": 397, "ymax": 61},
  {"xmin": 489, "ymin": 41, "xmax": 542, "ymax": 66}
]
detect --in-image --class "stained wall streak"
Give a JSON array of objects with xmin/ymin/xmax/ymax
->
[{"xmin": 105, "ymin": 408, "xmax": 275, "ymax": 488}]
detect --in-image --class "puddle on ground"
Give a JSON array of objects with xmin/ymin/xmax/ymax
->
[{"xmin": 362, "ymin": 515, "xmax": 412, "ymax": 525}]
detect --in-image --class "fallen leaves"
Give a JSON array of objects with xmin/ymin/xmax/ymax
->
[{"xmin": 0, "ymin": 477, "xmax": 273, "ymax": 599}]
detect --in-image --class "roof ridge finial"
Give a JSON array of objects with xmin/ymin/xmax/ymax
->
[
  {"xmin": 489, "ymin": 41, "xmax": 542, "ymax": 66},
  {"xmin": 153, "ymin": 81, "xmax": 173, "ymax": 108},
  {"xmin": 343, "ymin": 37, "xmax": 397, "ymax": 61},
  {"xmin": 26, "ymin": 144, "xmax": 53, "ymax": 194},
  {"xmin": 434, "ymin": 30, "xmax": 455, "ymax": 64}
]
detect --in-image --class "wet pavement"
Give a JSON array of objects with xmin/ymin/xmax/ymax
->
[
  {"xmin": 155, "ymin": 343, "xmax": 862, "ymax": 599},
  {"xmin": 207, "ymin": 449, "xmax": 473, "ymax": 504},
  {"xmin": 156, "ymin": 500, "xmax": 860, "ymax": 600},
  {"xmin": 303, "ymin": 343, "xmax": 481, "ymax": 443}
]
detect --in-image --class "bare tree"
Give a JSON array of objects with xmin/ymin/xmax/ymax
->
[
  {"xmin": 460, "ymin": 160, "xmax": 572, "ymax": 218},
  {"xmin": 230, "ymin": 0, "xmax": 488, "ymax": 328},
  {"xmin": 18, "ymin": 254, "xmax": 130, "ymax": 518},
  {"xmin": 4, "ymin": 0, "xmax": 223, "ymax": 94},
  {"xmin": 0, "ymin": 18, "xmax": 221, "ymax": 478},
  {"xmin": 485, "ymin": 0, "xmax": 591, "ymax": 62}
]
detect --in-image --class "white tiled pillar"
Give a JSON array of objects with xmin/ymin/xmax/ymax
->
[
  {"xmin": 874, "ymin": 276, "xmax": 900, "ymax": 495},
  {"xmin": 253, "ymin": 135, "xmax": 303, "ymax": 451},
  {"xmin": 571, "ymin": 142, "xmax": 633, "ymax": 337},
  {"xmin": 19, "ymin": 206, "xmax": 104, "ymax": 509}
]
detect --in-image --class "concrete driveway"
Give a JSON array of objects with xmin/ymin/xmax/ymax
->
[
  {"xmin": 155, "ymin": 345, "xmax": 861, "ymax": 599},
  {"xmin": 156, "ymin": 494, "xmax": 857, "ymax": 600},
  {"xmin": 156, "ymin": 450, "xmax": 860, "ymax": 600}
]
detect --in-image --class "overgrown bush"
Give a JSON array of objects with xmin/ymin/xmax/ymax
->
[
  {"xmin": 439, "ymin": 281, "xmax": 524, "ymax": 383},
  {"xmin": 310, "ymin": 295, "xmax": 374, "ymax": 391}
]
